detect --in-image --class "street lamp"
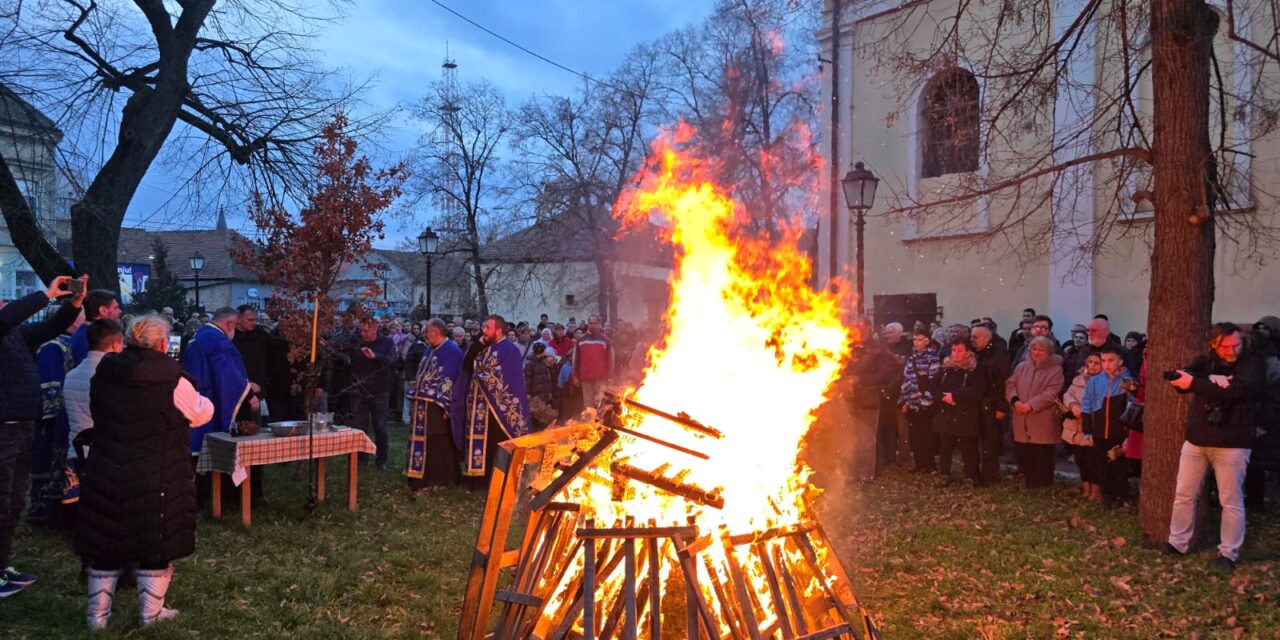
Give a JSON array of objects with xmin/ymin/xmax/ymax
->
[
  {"xmin": 841, "ymin": 161, "xmax": 879, "ymax": 317},
  {"xmin": 418, "ymin": 227, "xmax": 439, "ymax": 318},
  {"xmin": 189, "ymin": 251, "xmax": 205, "ymax": 313}
]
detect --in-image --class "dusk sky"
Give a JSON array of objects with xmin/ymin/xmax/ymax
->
[{"xmin": 124, "ymin": 0, "xmax": 719, "ymax": 248}]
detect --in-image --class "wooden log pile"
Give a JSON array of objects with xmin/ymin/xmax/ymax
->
[{"xmin": 457, "ymin": 406, "xmax": 880, "ymax": 640}]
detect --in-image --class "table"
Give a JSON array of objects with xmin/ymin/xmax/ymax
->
[{"xmin": 195, "ymin": 428, "xmax": 376, "ymax": 526}]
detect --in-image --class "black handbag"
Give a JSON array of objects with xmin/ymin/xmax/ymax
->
[{"xmin": 1118, "ymin": 395, "xmax": 1144, "ymax": 429}]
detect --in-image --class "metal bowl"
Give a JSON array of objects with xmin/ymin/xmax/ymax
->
[{"xmin": 267, "ymin": 421, "xmax": 309, "ymax": 437}]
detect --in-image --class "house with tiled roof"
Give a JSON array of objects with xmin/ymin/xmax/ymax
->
[{"xmin": 480, "ymin": 212, "xmax": 676, "ymax": 325}]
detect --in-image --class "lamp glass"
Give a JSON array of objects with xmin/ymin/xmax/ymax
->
[
  {"xmin": 841, "ymin": 161, "xmax": 879, "ymax": 211},
  {"xmin": 189, "ymin": 252, "xmax": 205, "ymax": 272},
  {"xmin": 418, "ymin": 227, "xmax": 439, "ymax": 255}
]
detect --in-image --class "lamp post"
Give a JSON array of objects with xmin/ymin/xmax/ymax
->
[
  {"xmin": 841, "ymin": 161, "xmax": 879, "ymax": 317},
  {"xmin": 189, "ymin": 251, "xmax": 205, "ymax": 313},
  {"xmin": 418, "ymin": 227, "xmax": 439, "ymax": 318}
]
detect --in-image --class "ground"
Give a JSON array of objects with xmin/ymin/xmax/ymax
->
[{"xmin": 0, "ymin": 423, "xmax": 1276, "ymax": 639}]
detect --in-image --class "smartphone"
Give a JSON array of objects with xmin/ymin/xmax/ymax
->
[{"xmin": 67, "ymin": 279, "xmax": 84, "ymax": 295}]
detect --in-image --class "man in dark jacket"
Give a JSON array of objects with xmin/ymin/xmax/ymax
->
[
  {"xmin": 1165, "ymin": 322, "xmax": 1264, "ymax": 571},
  {"xmin": 347, "ymin": 317, "xmax": 397, "ymax": 469},
  {"xmin": 0, "ymin": 275, "xmax": 84, "ymax": 598},
  {"xmin": 972, "ymin": 326, "xmax": 1010, "ymax": 484}
]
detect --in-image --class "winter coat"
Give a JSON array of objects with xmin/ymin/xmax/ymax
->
[
  {"xmin": 899, "ymin": 348, "xmax": 941, "ymax": 410},
  {"xmin": 847, "ymin": 341, "xmax": 898, "ymax": 410},
  {"xmin": 1080, "ymin": 370, "xmax": 1132, "ymax": 442},
  {"xmin": 1253, "ymin": 354, "xmax": 1280, "ymax": 468},
  {"xmin": 975, "ymin": 340, "xmax": 1011, "ymax": 414},
  {"xmin": 1006, "ymin": 354, "xmax": 1065, "ymax": 445},
  {"xmin": 1060, "ymin": 371, "xmax": 1093, "ymax": 446},
  {"xmin": 932, "ymin": 354, "xmax": 986, "ymax": 438},
  {"xmin": 76, "ymin": 347, "xmax": 197, "ymax": 565},
  {"xmin": 0, "ymin": 293, "xmax": 79, "ymax": 423},
  {"xmin": 1177, "ymin": 352, "xmax": 1265, "ymax": 449}
]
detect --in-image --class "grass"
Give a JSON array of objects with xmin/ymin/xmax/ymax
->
[{"xmin": 1, "ymin": 423, "xmax": 1277, "ymax": 639}]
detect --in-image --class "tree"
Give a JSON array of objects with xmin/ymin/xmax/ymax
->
[
  {"xmin": 232, "ymin": 114, "xmax": 405, "ymax": 411},
  {"xmin": 411, "ymin": 79, "xmax": 511, "ymax": 317},
  {"xmin": 846, "ymin": 0, "xmax": 1278, "ymax": 541},
  {"xmin": 132, "ymin": 238, "xmax": 188, "ymax": 316},
  {"xmin": 511, "ymin": 43, "xmax": 666, "ymax": 321},
  {"xmin": 0, "ymin": 1, "xmax": 370, "ymax": 295},
  {"xmin": 659, "ymin": 0, "xmax": 821, "ymax": 234}
]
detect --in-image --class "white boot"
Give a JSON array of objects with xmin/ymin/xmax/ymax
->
[
  {"xmin": 85, "ymin": 568, "xmax": 121, "ymax": 630},
  {"xmin": 136, "ymin": 565, "xmax": 179, "ymax": 627}
]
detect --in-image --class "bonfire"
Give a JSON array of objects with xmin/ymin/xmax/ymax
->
[{"xmin": 458, "ymin": 125, "xmax": 879, "ymax": 640}]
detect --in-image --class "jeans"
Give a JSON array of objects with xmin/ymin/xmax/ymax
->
[
  {"xmin": 353, "ymin": 392, "xmax": 390, "ymax": 467},
  {"xmin": 1167, "ymin": 441, "xmax": 1251, "ymax": 560},
  {"xmin": 0, "ymin": 421, "xmax": 34, "ymax": 568}
]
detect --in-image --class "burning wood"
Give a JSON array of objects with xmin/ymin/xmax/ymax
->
[{"xmin": 458, "ymin": 126, "xmax": 880, "ymax": 638}]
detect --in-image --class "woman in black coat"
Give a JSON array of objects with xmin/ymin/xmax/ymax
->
[
  {"xmin": 77, "ymin": 315, "xmax": 213, "ymax": 630},
  {"xmin": 933, "ymin": 339, "xmax": 987, "ymax": 485}
]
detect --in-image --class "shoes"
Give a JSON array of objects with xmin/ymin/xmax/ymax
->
[
  {"xmin": 3, "ymin": 567, "xmax": 36, "ymax": 585},
  {"xmin": 1161, "ymin": 542, "xmax": 1184, "ymax": 556},
  {"xmin": 0, "ymin": 578, "xmax": 31, "ymax": 599},
  {"xmin": 1210, "ymin": 555, "xmax": 1237, "ymax": 572}
]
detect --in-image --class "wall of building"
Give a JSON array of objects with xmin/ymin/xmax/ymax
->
[{"xmin": 821, "ymin": 0, "xmax": 1280, "ymax": 335}]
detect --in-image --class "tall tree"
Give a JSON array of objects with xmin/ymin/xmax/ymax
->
[
  {"xmin": 512, "ymin": 44, "xmax": 665, "ymax": 321},
  {"xmin": 0, "ymin": 1, "xmax": 369, "ymax": 294},
  {"xmin": 659, "ymin": 0, "xmax": 821, "ymax": 233},
  {"xmin": 849, "ymin": 0, "xmax": 1277, "ymax": 541},
  {"xmin": 232, "ymin": 114, "xmax": 405, "ymax": 409},
  {"xmin": 132, "ymin": 237, "xmax": 188, "ymax": 316},
  {"xmin": 411, "ymin": 79, "xmax": 510, "ymax": 317}
]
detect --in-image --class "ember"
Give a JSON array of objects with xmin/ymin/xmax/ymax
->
[{"xmin": 458, "ymin": 125, "xmax": 879, "ymax": 639}]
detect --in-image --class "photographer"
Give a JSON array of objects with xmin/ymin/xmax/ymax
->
[
  {"xmin": 0, "ymin": 275, "xmax": 87, "ymax": 598},
  {"xmin": 1164, "ymin": 322, "xmax": 1264, "ymax": 571}
]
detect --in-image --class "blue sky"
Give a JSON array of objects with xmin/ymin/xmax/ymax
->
[{"xmin": 126, "ymin": 0, "xmax": 717, "ymax": 247}]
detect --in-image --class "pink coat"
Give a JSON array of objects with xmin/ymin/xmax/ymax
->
[{"xmin": 1005, "ymin": 354, "xmax": 1065, "ymax": 445}]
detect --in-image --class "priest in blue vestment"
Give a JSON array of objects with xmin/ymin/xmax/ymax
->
[
  {"xmin": 405, "ymin": 319, "xmax": 463, "ymax": 489},
  {"xmin": 450, "ymin": 315, "xmax": 531, "ymax": 478},
  {"xmin": 182, "ymin": 308, "xmax": 255, "ymax": 455}
]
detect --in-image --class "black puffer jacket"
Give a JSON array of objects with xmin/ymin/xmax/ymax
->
[
  {"xmin": 76, "ymin": 347, "xmax": 197, "ymax": 565},
  {"xmin": 0, "ymin": 292, "xmax": 79, "ymax": 422}
]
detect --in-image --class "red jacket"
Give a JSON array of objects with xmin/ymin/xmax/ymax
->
[{"xmin": 574, "ymin": 334, "xmax": 612, "ymax": 381}]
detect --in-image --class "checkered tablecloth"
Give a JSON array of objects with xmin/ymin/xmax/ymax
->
[{"xmin": 195, "ymin": 428, "xmax": 376, "ymax": 485}]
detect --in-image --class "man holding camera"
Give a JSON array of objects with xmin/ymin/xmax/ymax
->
[
  {"xmin": 1165, "ymin": 322, "xmax": 1264, "ymax": 571},
  {"xmin": 0, "ymin": 275, "xmax": 87, "ymax": 597}
]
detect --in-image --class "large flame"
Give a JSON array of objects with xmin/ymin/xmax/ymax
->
[
  {"xmin": 535, "ymin": 122, "xmax": 853, "ymax": 635},
  {"xmin": 604, "ymin": 122, "xmax": 851, "ymax": 529}
]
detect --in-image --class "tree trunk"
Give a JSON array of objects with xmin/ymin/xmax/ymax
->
[
  {"xmin": 595, "ymin": 258, "xmax": 615, "ymax": 323},
  {"xmin": 0, "ymin": 156, "xmax": 71, "ymax": 281},
  {"xmin": 1138, "ymin": 0, "xmax": 1218, "ymax": 543}
]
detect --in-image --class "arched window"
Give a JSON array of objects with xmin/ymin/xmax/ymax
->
[{"xmin": 920, "ymin": 68, "xmax": 980, "ymax": 178}]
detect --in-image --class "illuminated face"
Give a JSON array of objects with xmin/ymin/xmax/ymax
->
[
  {"xmin": 912, "ymin": 335, "xmax": 931, "ymax": 351},
  {"xmin": 1213, "ymin": 332, "xmax": 1243, "ymax": 363},
  {"xmin": 237, "ymin": 309, "xmax": 258, "ymax": 332},
  {"xmin": 971, "ymin": 329, "xmax": 990, "ymax": 351},
  {"xmin": 482, "ymin": 319, "xmax": 504, "ymax": 343},
  {"xmin": 1101, "ymin": 353, "xmax": 1123, "ymax": 375},
  {"xmin": 950, "ymin": 342, "xmax": 970, "ymax": 362},
  {"xmin": 1084, "ymin": 354, "xmax": 1103, "ymax": 376},
  {"xmin": 425, "ymin": 325, "xmax": 446, "ymax": 347},
  {"xmin": 1087, "ymin": 321, "xmax": 1109, "ymax": 346},
  {"xmin": 1031, "ymin": 320, "xmax": 1051, "ymax": 337},
  {"xmin": 360, "ymin": 322, "xmax": 378, "ymax": 343},
  {"xmin": 1029, "ymin": 343, "xmax": 1051, "ymax": 364},
  {"xmin": 100, "ymin": 299, "xmax": 122, "ymax": 321}
]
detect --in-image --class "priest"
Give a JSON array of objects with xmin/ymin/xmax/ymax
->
[
  {"xmin": 183, "ymin": 308, "xmax": 258, "ymax": 508},
  {"xmin": 451, "ymin": 314, "xmax": 531, "ymax": 479},
  {"xmin": 405, "ymin": 318, "xmax": 463, "ymax": 489}
]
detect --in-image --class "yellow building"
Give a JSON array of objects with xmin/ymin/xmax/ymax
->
[{"xmin": 816, "ymin": 0, "xmax": 1280, "ymax": 335}]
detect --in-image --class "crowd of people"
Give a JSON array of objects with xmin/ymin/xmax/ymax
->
[
  {"xmin": 2, "ymin": 273, "xmax": 1276, "ymax": 629},
  {"xmin": 844, "ymin": 309, "xmax": 1280, "ymax": 572},
  {"xmin": 0, "ymin": 279, "xmax": 646, "ymax": 627}
]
